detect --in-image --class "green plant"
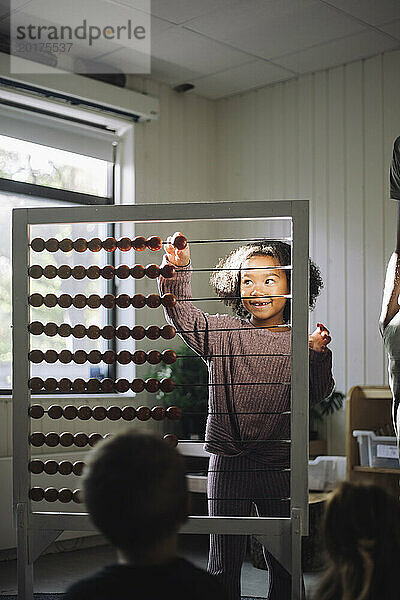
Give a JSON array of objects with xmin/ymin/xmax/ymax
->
[{"xmin": 309, "ymin": 389, "xmax": 345, "ymax": 438}]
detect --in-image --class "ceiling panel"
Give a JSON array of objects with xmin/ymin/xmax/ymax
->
[
  {"xmin": 185, "ymin": 0, "xmax": 365, "ymax": 59},
  {"xmin": 273, "ymin": 29, "xmax": 399, "ymax": 74},
  {"xmin": 149, "ymin": 0, "xmax": 243, "ymax": 26},
  {"xmin": 321, "ymin": 0, "xmax": 400, "ymax": 27},
  {"xmin": 190, "ymin": 59, "xmax": 294, "ymax": 99},
  {"xmin": 377, "ymin": 19, "xmax": 400, "ymax": 40}
]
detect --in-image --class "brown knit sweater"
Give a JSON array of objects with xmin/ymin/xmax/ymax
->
[{"xmin": 159, "ymin": 265, "xmax": 334, "ymax": 467}]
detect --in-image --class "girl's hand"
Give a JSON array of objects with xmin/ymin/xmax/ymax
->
[
  {"xmin": 309, "ymin": 323, "xmax": 331, "ymax": 353},
  {"xmin": 164, "ymin": 231, "xmax": 191, "ymax": 267}
]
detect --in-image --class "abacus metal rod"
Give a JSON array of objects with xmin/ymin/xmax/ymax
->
[
  {"xmin": 179, "ymin": 294, "xmax": 292, "ymax": 301},
  {"xmin": 172, "ymin": 237, "xmax": 292, "ymax": 244}
]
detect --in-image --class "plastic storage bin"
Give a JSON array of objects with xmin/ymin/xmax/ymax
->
[
  {"xmin": 353, "ymin": 430, "xmax": 400, "ymax": 469},
  {"xmin": 308, "ymin": 456, "xmax": 347, "ymax": 491}
]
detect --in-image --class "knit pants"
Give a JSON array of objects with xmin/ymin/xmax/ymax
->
[{"xmin": 207, "ymin": 453, "xmax": 293, "ymax": 600}]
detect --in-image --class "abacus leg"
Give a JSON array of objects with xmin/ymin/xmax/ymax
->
[
  {"xmin": 16, "ymin": 503, "xmax": 33, "ymax": 600},
  {"xmin": 291, "ymin": 508, "xmax": 304, "ymax": 600}
]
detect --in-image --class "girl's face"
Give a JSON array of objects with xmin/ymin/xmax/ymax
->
[{"xmin": 240, "ymin": 255, "xmax": 289, "ymax": 327}]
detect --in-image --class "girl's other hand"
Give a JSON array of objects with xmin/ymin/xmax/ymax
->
[
  {"xmin": 309, "ymin": 323, "xmax": 331, "ymax": 353},
  {"xmin": 164, "ymin": 231, "xmax": 191, "ymax": 267}
]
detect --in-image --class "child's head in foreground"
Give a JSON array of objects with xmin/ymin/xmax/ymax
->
[
  {"xmin": 82, "ymin": 430, "xmax": 188, "ymax": 558},
  {"xmin": 210, "ymin": 241, "xmax": 323, "ymax": 325},
  {"xmin": 316, "ymin": 480, "xmax": 400, "ymax": 600}
]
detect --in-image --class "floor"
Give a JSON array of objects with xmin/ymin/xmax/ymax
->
[{"xmin": 0, "ymin": 536, "xmax": 322, "ymax": 598}]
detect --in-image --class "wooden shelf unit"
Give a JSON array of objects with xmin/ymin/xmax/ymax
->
[{"xmin": 346, "ymin": 385, "xmax": 399, "ymax": 496}]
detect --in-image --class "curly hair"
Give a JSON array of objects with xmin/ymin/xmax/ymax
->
[{"xmin": 209, "ymin": 241, "xmax": 323, "ymax": 323}]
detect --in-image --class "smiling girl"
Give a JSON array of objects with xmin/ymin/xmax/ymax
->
[{"xmin": 159, "ymin": 235, "xmax": 334, "ymax": 600}]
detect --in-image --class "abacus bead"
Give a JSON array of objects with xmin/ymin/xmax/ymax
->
[
  {"xmin": 44, "ymin": 322, "xmax": 58, "ymax": 336},
  {"xmin": 29, "ymin": 487, "xmax": 45, "ymax": 501},
  {"xmin": 116, "ymin": 325, "xmax": 130, "ymax": 340},
  {"xmin": 102, "ymin": 237, "xmax": 117, "ymax": 252},
  {"xmin": 101, "ymin": 325, "xmax": 115, "ymax": 339},
  {"xmin": 43, "ymin": 265, "xmax": 57, "ymax": 279},
  {"xmin": 131, "ymin": 325, "xmax": 145, "ymax": 340},
  {"xmin": 73, "ymin": 238, "xmax": 87, "ymax": 252},
  {"xmin": 45, "ymin": 432, "xmax": 60, "ymax": 447},
  {"xmin": 151, "ymin": 406, "xmax": 165, "ymax": 421},
  {"xmin": 28, "ymin": 265, "xmax": 43, "ymax": 279},
  {"xmin": 93, "ymin": 406, "xmax": 107, "ymax": 420},
  {"xmin": 72, "ymin": 379, "xmax": 86, "ymax": 393},
  {"xmin": 45, "ymin": 238, "xmax": 59, "ymax": 252},
  {"xmin": 107, "ymin": 406, "xmax": 121, "ymax": 421},
  {"xmin": 48, "ymin": 404, "xmax": 63, "ymax": 419},
  {"xmin": 57, "ymin": 265, "xmax": 72, "ymax": 279},
  {"xmin": 161, "ymin": 293, "xmax": 177, "ymax": 308},
  {"xmin": 77, "ymin": 406, "xmax": 92, "ymax": 420},
  {"xmin": 103, "ymin": 350, "xmax": 116, "ymax": 364},
  {"xmin": 29, "ymin": 460, "xmax": 44, "ymax": 474},
  {"xmin": 74, "ymin": 350, "xmax": 87, "ymax": 364},
  {"xmin": 59, "ymin": 238, "xmax": 73, "ymax": 252},
  {"xmin": 31, "ymin": 238, "xmax": 45, "ymax": 252},
  {"xmin": 87, "ymin": 378, "xmax": 101, "ymax": 393},
  {"xmin": 145, "ymin": 378, "xmax": 159, "ymax": 393},
  {"xmin": 44, "ymin": 487, "xmax": 58, "ymax": 502},
  {"xmin": 60, "ymin": 432, "xmax": 74, "ymax": 447},
  {"xmin": 147, "ymin": 350, "xmax": 161, "ymax": 365},
  {"xmin": 101, "ymin": 265, "xmax": 114, "ymax": 279},
  {"xmin": 102, "ymin": 294, "xmax": 115, "ymax": 309},
  {"xmin": 58, "ymin": 378, "xmax": 72, "ymax": 392},
  {"xmin": 130, "ymin": 378, "xmax": 145, "ymax": 393},
  {"xmin": 63, "ymin": 405, "xmax": 78, "ymax": 419},
  {"xmin": 73, "ymin": 294, "xmax": 87, "ymax": 309},
  {"xmin": 132, "ymin": 236, "xmax": 146, "ymax": 251},
  {"xmin": 29, "ymin": 404, "xmax": 44, "ymax": 418},
  {"xmin": 160, "ymin": 264, "xmax": 175, "ymax": 279},
  {"xmin": 72, "ymin": 461, "xmax": 85, "ymax": 476},
  {"xmin": 162, "ymin": 349, "xmax": 177, "ymax": 364},
  {"xmin": 88, "ymin": 238, "xmax": 102, "ymax": 252},
  {"xmin": 72, "ymin": 325, "xmax": 86, "ymax": 338},
  {"xmin": 29, "ymin": 432, "xmax": 45, "ymax": 446},
  {"xmin": 89, "ymin": 433, "xmax": 103, "ymax": 447},
  {"xmin": 29, "ymin": 293, "xmax": 43, "ymax": 307},
  {"xmin": 28, "ymin": 378, "xmax": 44, "ymax": 392},
  {"xmin": 146, "ymin": 236, "xmax": 163, "ymax": 251},
  {"xmin": 72, "ymin": 265, "xmax": 86, "ymax": 280},
  {"xmin": 146, "ymin": 325, "xmax": 160, "ymax": 340},
  {"xmin": 87, "ymin": 294, "xmax": 101, "ymax": 309},
  {"xmin": 44, "ymin": 350, "xmax": 58, "ymax": 364},
  {"xmin": 137, "ymin": 406, "xmax": 151, "ymax": 421},
  {"xmin": 116, "ymin": 294, "xmax": 131, "ymax": 308},
  {"xmin": 59, "ymin": 488, "xmax": 73, "ymax": 503},
  {"xmin": 59, "ymin": 349, "xmax": 73, "ymax": 363},
  {"xmin": 58, "ymin": 323, "xmax": 72, "ymax": 337},
  {"xmin": 133, "ymin": 350, "xmax": 146, "ymax": 365},
  {"xmin": 73, "ymin": 489, "xmax": 82, "ymax": 503},
  {"xmin": 115, "ymin": 378, "xmax": 130, "ymax": 392},
  {"xmin": 159, "ymin": 378, "xmax": 175, "ymax": 393},
  {"xmin": 117, "ymin": 237, "xmax": 132, "ymax": 251},
  {"xmin": 29, "ymin": 350, "xmax": 43, "ymax": 363},
  {"xmin": 145, "ymin": 264, "xmax": 160, "ymax": 279},
  {"xmin": 58, "ymin": 461, "xmax": 73, "ymax": 475},
  {"xmin": 44, "ymin": 294, "xmax": 57, "ymax": 308},
  {"xmin": 100, "ymin": 378, "xmax": 114, "ymax": 393},
  {"xmin": 117, "ymin": 351, "xmax": 131, "ymax": 365},
  {"xmin": 122, "ymin": 406, "xmax": 136, "ymax": 420},
  {"xmin": 87, "ymin": 325, "xmax": 100, "ymax": 339},
  {"xmin": 115, "ymin": 264, "xmax": 130, "ymax": 279},
  {"xmin": 166, "ymin": 406, "xmax": 182, "ymax": 421},
  {"xmin": 74, "ymin": 433, "xmax": 89, "ymax": 447},
  {"xmin": 88, "ymin": 350, "xmax": 102, "ymax": 364},
  {"xmin": 44, "ymin": 460, "xmax": 58, "ymax": 475},
  {"xmin": 130, "ymin": 264, "xmax": 145, "ymax": 279},
  {"xmin": 29, "ymin": 321, "xmax": 44, "ymax": 335},
  {"xmin": 58, "ymin": 294, "xmax": 73, "ymax": 308},
  {"xmin": 163, "ymin": 433, "xmax": 178, "ymax": 447},
  {"xmin": 173, "ymin": 234, "xmax": 187, "ymax": 250},
  {"xmin": 87, "ymin": 265, "xmax": 101, "ymax": 279},
  {"xmin": 132, "ymin": 294, "xmax": 146, "ymax": 308},
  {"xmin": 146, "ymin": 294, "xmax": 161, "ymax": 308}
]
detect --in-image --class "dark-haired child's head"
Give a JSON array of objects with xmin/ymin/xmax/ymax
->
[
  {"xmin": 82, "ymin": 430, "xmax": 188, "ymax": 558},
  {"xmin": 210, "ymin": 241, "xmax": 323, "ymax": 324}
]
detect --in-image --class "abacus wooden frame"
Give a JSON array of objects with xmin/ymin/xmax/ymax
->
[{"xmin": 12, "ymin": 200, "xmax": 309, "ymax": 600}]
